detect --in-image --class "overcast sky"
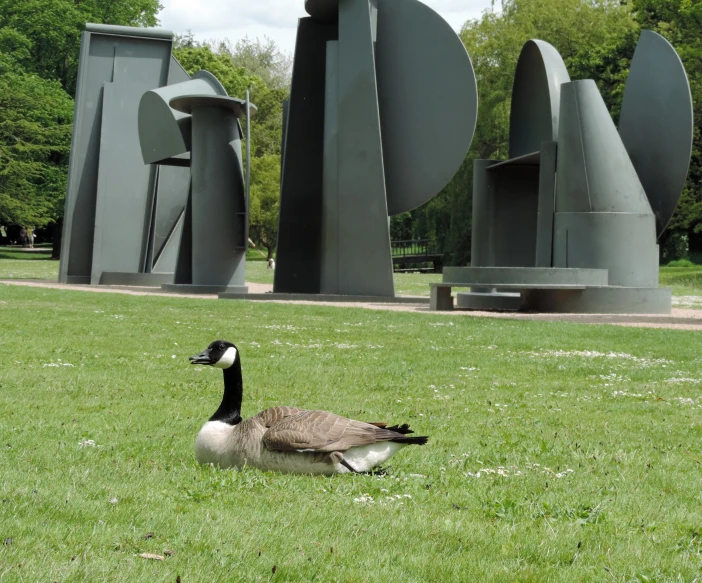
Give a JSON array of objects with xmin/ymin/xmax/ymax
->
[{"xmin": 157, "ymin": 0, "xmax": 495, "ymax": 54}]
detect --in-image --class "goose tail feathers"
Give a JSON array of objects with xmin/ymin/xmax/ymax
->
[{"xmin": 391, "ymin": 435, "xmax": 429, "ymax": 446}]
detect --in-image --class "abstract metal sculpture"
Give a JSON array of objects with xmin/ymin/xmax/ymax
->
[
  {"xmin": 274, "ymin": 0, "xmax": 478, "ymax": 297},
  {"xmin": 432, "ymin": 31, "xmax": 693, "ymax": 314},
  {"xmin": 138, "ymin": 77, "xmax": 256, "ymax": 293},
  {"xmin": 59, "ymin": 24, "xmax": 254, "ymax": 292},
  {"xmin": 59, "ymin": 24, "xmax": 190, "ymax": 286}
]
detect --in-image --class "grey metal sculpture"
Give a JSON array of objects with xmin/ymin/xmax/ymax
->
[
  {"xmin": 137, "ymin": 71, "xmax": 256, "ymax": 293},
  {"xmin": 433, "ymin": 31, "xmax": 693, "ymax": 314},
  {"xmin": 274, "ymin": 0, "xmax": 477, "ymax": 297},
  {"xmin": 60, "ymin": 24, "xmax": 190, "ymax": 286},
  {"xmin": 59, "ymin": 24, "xmax": 255, "ymax": 293}
]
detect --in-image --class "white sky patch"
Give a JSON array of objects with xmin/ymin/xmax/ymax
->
[{"xmin": 157, "ymin": 0, "xmax": 494, "ymax": 55}]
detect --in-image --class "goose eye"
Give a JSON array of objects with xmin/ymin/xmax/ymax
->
[{"xmin": 219, "ymin": 344, "xmax": 225, "ymax": 350}]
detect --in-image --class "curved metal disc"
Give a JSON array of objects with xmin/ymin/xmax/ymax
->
[
  {"xmin": 305, "ymin": 0, "xmax": 338, "ymax": 22},
  {"xmin": 618, "ymin": 30, "xmax": 693, "ymax": 236},
  {"xmin": 192, "ymin": 70, "xmax": 228, "ymax": 96},
  {"xmin": 375, "ymin": 0, "xmax": 478, "ymax": 216},
  {"xmin": 509, "ymin": 40, "xmax": 570, "ymax": 159}
]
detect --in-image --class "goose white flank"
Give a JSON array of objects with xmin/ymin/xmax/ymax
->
[{"xmin": 189, "ymin": 340, "xmax": 428, "ymax": 475}]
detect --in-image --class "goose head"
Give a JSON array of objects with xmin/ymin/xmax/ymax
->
[{"xmin": 190, "ymin": 340, "xmax": 239, "ymax": 369}]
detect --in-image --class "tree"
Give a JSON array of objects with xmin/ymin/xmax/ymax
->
[
  {"xmin": 248, "ymin": 155, "xmax": 281, "ymax": 259},
  {"xmin": 0, "ymin": 0, "xmax": 163, "ymax": 235},
  {"xmin": 0, "ymin": 43, "xmax": 74, "ymax": 227},
  {"xmin": 0, "ymin": 0, "xmax": 162, "ymax": 94}
]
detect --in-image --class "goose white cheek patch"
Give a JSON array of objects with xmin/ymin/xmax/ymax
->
[{"xmin": 214, "ymin": 347, "xmax": 238, "ymax": 369}]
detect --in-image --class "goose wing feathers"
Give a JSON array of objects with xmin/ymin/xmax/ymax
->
[{"xmin": 261, "ymin": 409, "xmax": 403, "ymax": 453}]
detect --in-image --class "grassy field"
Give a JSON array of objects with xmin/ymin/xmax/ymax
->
[{"xmin": 1, "ymin": 282, "xmax": 702, "ymax": 582}]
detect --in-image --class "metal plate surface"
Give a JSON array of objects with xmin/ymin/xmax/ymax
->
[
  {"xmin": 619, "ymin": 30, "xmax": 693, "ymax": 236},
  {"xmin": 509, "ymin": 40, "xmax": 570, "ymax": 159},
  {"xmin": 375, "ymin": 0, "xmax": 477, "ymax": 215}
]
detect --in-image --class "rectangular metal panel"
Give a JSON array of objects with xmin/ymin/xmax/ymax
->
[
  {"xmin": 535, "ymin": 141, "xmax": 557, "ymax": 267},
  {"xmin": 470, "ymin": 160, "xmax": 498, "ymax": 267},
  {"xmin": 274, "ymin": 18, "xmax": 338, "ymax": 293},
  {"xmin": 59, "ymin": 33, "xmax": 116, "ymax": 281},
  {"xmin": 60, "ymin": 31, "xmax": 174, "ymax": 283},
  {"xmin": 336, "ymin": 0, "xmax": 394, "ymax": 297},
  {"xmin": 90, "ymin": 37, "xmax": 171, "ymax": 284},
  {"xmin": 320, "ymin": 41, "xmax": 339, "ymax": 294},
  {"xmin": 492, "ymin": 166, "xmax": 540, "ymax": 267}
]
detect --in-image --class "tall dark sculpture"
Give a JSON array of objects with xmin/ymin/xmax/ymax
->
[
  {"xmin": 432, "ymin": 31, "xmax": 693, "ymax": 314},
  {"xmin": 274, "ymin": 0, "xmax": 478, "ymax": 297}
]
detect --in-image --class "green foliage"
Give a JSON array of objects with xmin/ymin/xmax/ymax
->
[
  {"xmin": 248, "ymin": 154, "xmax": 281, "ymax": 257},
  {"xmin": 0, "ymin": 0, "xmax": 162, "ymax": 94},
  {"xmin": 0, "ymin": 57, "xmax": 74, "ymax": 227}
]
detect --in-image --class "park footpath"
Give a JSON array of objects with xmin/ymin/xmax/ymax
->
[{"xmin": 2, "ymin": 278, "xmax": 702, "ymax": 332}]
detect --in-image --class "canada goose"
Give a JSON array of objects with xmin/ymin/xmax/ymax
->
[{"xmin": 189, "ymin": 340, "xmax": 428, "ymax": 475}]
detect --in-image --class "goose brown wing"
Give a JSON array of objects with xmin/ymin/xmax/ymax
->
[
  {"xmin": 262, "ymin": 410, "xmax": 382, "ymax": 453},
  {"xmin": 255, "ymin": 406, "xmax": 307, "ymax": 427}
]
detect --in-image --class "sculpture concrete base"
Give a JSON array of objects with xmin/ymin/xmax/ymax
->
[
  {"xmin": 521, "ymin": 287, "xmax": 672, "ymax": 314},
  {"xmin": 456, "ymin": 291, "xmax": 522, "ymax": 311},
  {"xmin": 99, "ymin": 272, "xmax": 174, "ymax": 286},
  {"xmin": 219, "ymin": 292, "xmax": 429, "ymax": 304},
  {"xmin": 162, "ymin": 284, "xmax": 249, "ymax": 295}
]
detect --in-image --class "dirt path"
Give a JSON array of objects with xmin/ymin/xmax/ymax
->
[{"xmin": 2, "ymin": 279, "xmax": 702, "ymax": 331}]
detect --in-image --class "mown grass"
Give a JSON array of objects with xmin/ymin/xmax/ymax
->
[{"xmin": 1, "ymin": 284, "xmax": 702, "ymax": 582}]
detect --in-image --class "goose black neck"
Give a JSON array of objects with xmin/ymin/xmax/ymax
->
[{"xmin": 209, "ymin": 359, "xmax": 243, "ymax": 425}]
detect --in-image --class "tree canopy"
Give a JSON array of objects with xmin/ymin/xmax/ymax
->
[{"xmin": 0, "ymin": 0, "xmax": 162, "ymax": 228}]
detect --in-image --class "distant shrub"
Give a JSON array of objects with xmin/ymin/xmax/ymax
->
[{"xmin": 666, "ymin": 258, "xmax": 695, "ymax": 267}]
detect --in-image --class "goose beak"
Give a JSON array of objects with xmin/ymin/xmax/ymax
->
[{"xmin": 189, "ymin": 350, "xmax": 213, "ymax": 365}]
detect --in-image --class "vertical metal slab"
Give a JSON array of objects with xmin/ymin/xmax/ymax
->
[
  {"xmin": 535, "ymin": 141, "xmax": 557, "ymax": 267},
  {"xmin": 470, "ymin": 160, "xmax": 498, "ymax": 267},
  {"xmin": 189, "ymin": 106, "xmax": 247, "ymax": 287},
  {"xmin": 336, "ymin": 0, "xmax": 394, "ymax": 297},
  {"xmin": 152, "ymin": 208, "xmax": 185, "ymax": 273},
  {"xmin": 151, "ymin": 165, "xmax": 191, "ymax": 265},
  {"xmin": 59, "ymin": 32, "xmax": 119, "ymax": 283},
  {"xmin": 274, "ymin": 18, "xmax": 338, "ymax": 294},
  {"xmin": 280, "ymin": 99, "xmax": 290, "ymax": 189},
  {"xmin": 492, "ymin": 166, "xmax": 540, "ymax": 267},
  {"xmin": 60, "ymin": 28, "xmax": 176, "ymax": 284},
  {"xmin": 174, "ymin": 189, "xmax": 193, "ymax": 284},
  {"xmin": 320, "ymin": 41, "xmax": 340, "ymax": 294},
  {"xmin": 89, "ymin": 37, "xmax": 171, "ymax": 284}
]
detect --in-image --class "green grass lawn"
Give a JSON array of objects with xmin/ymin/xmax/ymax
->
[{"xmin": 1, "ymin": 283, "xmax": 702, "ymax": 581}]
